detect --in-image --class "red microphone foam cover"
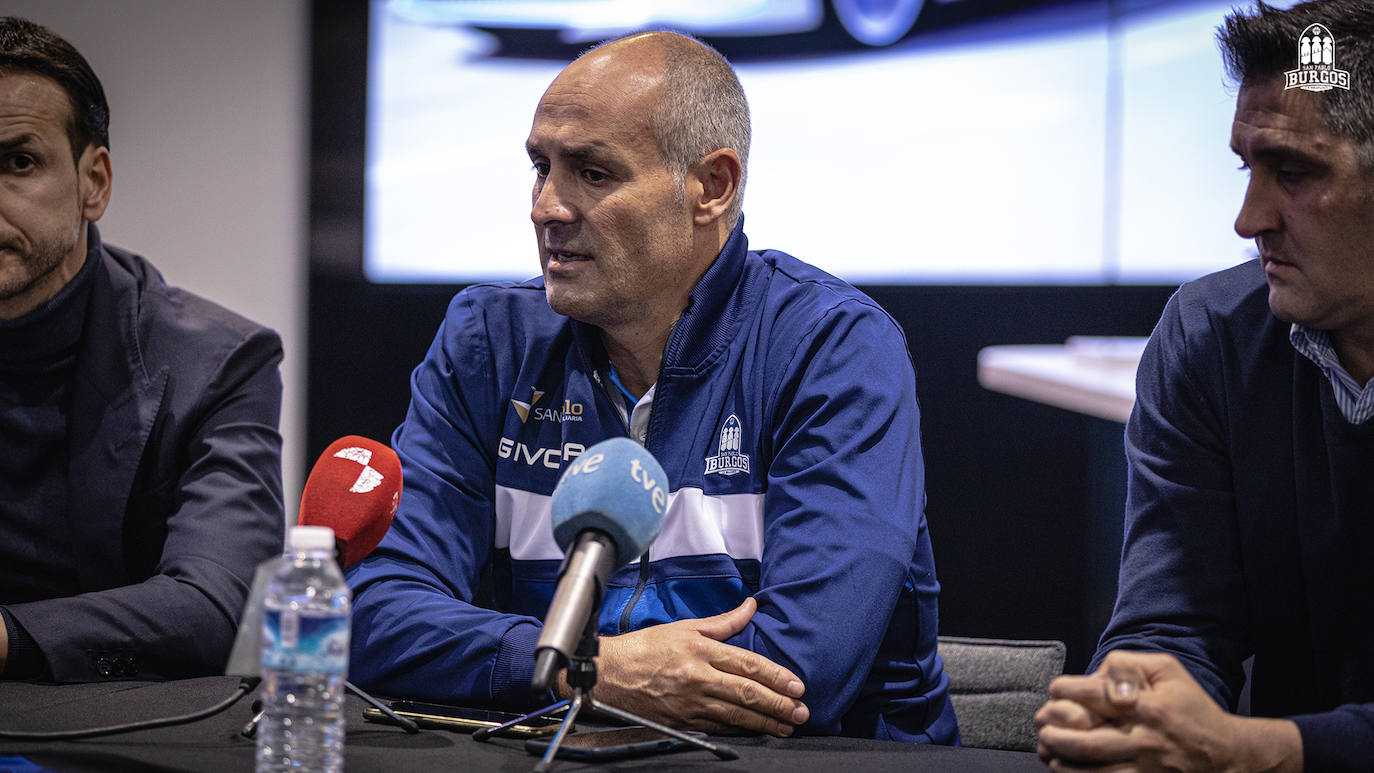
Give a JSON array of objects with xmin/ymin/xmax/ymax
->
[{"xmin": 297, "ymin": 435, "xmax": 402, "ymax": 569}]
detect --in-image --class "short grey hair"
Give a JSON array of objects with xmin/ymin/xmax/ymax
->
[{"xmin": 585, "ymin": 32, "xmax": 751, "ymax": 228}]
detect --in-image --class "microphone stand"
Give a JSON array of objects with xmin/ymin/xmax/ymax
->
[{"xmin": 473, "ymin": 614, "xmax": 737, "ymax": 772}]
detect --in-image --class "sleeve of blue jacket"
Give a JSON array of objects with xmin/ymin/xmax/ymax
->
[
  {"xmin": 347, "ymin": 292, "xmax": 545, "ymax": 705},
  {"xmin": 723, "ymin": 297, "xmax": 948, "ymax": 739}
]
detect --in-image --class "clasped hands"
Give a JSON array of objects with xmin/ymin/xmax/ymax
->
[
  {"xmin": 1035, "ymin": 650, "xmax": 1301, "ymax": 772},
  {"xmin": 556, "ymin": 597, "xmax": 809, "ymax": 737}
]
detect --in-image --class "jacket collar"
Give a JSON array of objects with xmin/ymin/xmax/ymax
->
[
  {"xmin": 662, "ymin": 217, "xmax": 751, "ymax": 373},
  {"xmin": 67, "ymin": 225, "xmax": 168, "ymax": 590}
]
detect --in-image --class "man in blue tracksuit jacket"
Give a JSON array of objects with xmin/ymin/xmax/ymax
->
[{"xmin": 348, "ymin": 30, "xmax": 956, "ymax": 743}]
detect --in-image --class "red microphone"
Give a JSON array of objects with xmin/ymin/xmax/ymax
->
[
  {"xmin": 229, "ymin": 436, "xmax": 417, "ymax": 733},
  {"xmin": 297, "ymin": 435, "xmax": 402, "ymax": 568}
]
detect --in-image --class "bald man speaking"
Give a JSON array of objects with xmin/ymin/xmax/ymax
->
[{"xmin": 346, "ymin": 31, "xmax": 956, "ymax": 744}]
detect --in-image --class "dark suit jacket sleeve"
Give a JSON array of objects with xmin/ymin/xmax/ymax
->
[
  {"xmin": 4, "ymin": 325, "xmax": 285, "ymax": 681},
  {"xmin": 1091, "ymin": 292, "xmax": 1252, "ymax": 704}
]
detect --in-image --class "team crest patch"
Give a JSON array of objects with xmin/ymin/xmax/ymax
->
[{"xmin": 704, "ymin": 414, "xmax": 750, "ymax": 476}]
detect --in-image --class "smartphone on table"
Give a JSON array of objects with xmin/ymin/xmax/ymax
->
[
  {"xmin": 361, "ymin": 700, "xmax": 563, "ymax": 737},
  {"xmin": 524, "ymin": 726, "xmax": 708, "ymax": 761}
]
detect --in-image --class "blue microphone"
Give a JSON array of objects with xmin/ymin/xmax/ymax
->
[{"xmin": 532, "ymin": 438, "xmax": 668, "ymax": 691}]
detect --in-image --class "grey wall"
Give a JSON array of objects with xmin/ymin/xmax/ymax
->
[{"xmin": 6, "ymin": 0, "xmax": 309, "ymax": 517}]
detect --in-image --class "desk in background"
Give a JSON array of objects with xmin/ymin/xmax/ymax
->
[
  {"xmin": 0, "ymin": 678, "xmax": 1043, "ymax": 772},
  {"xmin": 976, "ymin": 337, "xmax": 1145, "ymax": 424}
]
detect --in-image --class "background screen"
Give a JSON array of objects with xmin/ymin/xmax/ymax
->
[{"xmin": 363, "ymin": 0, "xmax": 1268, "ymax": 285}]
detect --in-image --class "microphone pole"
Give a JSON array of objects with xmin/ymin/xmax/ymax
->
[{"xmin": 530, "ymin": 531, "xmax": 617, "ymax": 693}]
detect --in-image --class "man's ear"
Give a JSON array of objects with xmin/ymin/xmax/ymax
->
[
  {"xmin": 690, "ymin": 148, "xmax": 741, "ymax": 227},
  {"xmin": 78, "ymin": 145, "xmax": 112, "ymax": 223}
]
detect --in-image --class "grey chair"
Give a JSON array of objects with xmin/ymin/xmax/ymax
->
[{"xmin": 938, "ymin": 635, "xmax": 1067, "ymax": 752}]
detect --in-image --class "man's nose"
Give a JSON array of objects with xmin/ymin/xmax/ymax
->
[
  {"xmin": 532, "ymin": 175, "xmax": 575, "ymax": 226},
  {"xmin": 1234, "ymin": 176, "xmax": 1279, "ymax": 239}
]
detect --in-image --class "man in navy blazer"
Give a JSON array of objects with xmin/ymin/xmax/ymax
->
[{"xmin": 0, "ymin": 17, "xmax": 284, "ymax": 681}]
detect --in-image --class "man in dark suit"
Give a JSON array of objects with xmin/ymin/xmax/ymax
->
[
  {"xmin": 0, "ymin": 17, "xmax": 284, "ymax": 681},
  {"xmin": 1035, "ymin": 1, "xmax": 1374, "ymax": 771}
]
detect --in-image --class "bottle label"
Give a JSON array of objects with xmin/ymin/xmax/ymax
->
[{"xmin": 262, "ymin": 610, "xmax": 349, "ymax": 674}]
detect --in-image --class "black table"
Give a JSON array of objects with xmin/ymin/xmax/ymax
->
[{"xmin": 0, "ymin": 678, "xmax": 1044, "ymax": 771}]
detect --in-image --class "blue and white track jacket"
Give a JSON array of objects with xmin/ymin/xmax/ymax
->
[{"xmin": 347, "ymin": 223, "xmax": 957, "ymax": 743}]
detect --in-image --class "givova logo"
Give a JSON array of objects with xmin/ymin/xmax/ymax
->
[
  {"xmin": 498, "ymin": 437, "xmax": 586, "ymax": 469},
  {"xmin": 1285, "ymin": 23, "xmax": 1350, "ymax": 92},
  {"xmin": 704, "ymin": 414, "xmax": 750, "ymax": 476}
]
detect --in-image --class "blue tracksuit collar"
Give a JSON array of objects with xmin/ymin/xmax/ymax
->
[{"xmin": 662, "ymin": 217, "xmax": 751, "ymax": 373}]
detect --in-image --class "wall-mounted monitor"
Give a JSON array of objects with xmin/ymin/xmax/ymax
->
[{"xmin": 362, "ymin": 0, "xmax": 1273, "ymax": 285}]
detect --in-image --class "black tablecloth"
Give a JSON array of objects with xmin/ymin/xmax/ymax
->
[{"xmin": 0, "ymin": 678, "xmax": 1044, "ymax": 771}]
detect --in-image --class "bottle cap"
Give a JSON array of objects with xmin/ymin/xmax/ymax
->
[{"xmin": 289, "ymin": 525, "xmax": 335, "ymax": 551}]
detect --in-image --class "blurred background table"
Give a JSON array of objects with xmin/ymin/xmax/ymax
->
[{"xmin": 976, "ymin": 337, "xmax": 1146, "ymax": 423}]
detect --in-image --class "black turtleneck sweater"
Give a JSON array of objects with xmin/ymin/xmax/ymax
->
[{"xmin": 0, "ymin": 249, "xmax": 97, "ymax": 678}]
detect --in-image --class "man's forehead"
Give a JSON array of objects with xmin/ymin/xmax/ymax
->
[
  {"xmin": 1234, "ymin": 79, "xmax": 1322, "ymax": 126},
  {"xmin": 539, "ymin": 41, "xmax": 665, "ymax": 112},
  {"xmin": 527, "ymin": 80, "xmax": 658, "ymax": 156},
  {"xmin": 1230, "ymin": 79, "xmax": 1336, "ymax": 156},
  {"xmin": 527, "ymin": 97, "xmax": 620, "ymax": 149},
  {"xmin": 0, "ymin": 71, "xmax": 73, "ymax": 131}
]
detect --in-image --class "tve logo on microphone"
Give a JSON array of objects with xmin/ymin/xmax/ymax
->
[
  {"xmin": 629, "ymin": 458, "xmax": 667, "ymax": 515},
  {"xmin": 562, "ymin": 446, "xmax": 667, "ymax": 515},
  {"xmin": 333, "ymin": 446, "xmax": 386, "ymax": 493}
]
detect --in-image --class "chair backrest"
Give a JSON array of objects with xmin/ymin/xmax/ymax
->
[{"xmin": 938, "ymin": 635, "xmax": 1066, "ymax": 752}]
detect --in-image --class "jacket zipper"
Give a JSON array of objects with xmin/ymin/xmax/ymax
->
[
  {"xmin": 619, "ymin": 549, "xmax": 652, "ymax": 634},
  {"xmin": 596, "ymin": 366, "xmax": 657, "ymax": 635}
]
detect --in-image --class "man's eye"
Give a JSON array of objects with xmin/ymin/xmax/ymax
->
[
  {"xmin": 1276, "ymin": 168, "xmax": 1307, "ymax": 183},
  {"xmin": 582, "ymin": 168, "xmax": 607, "ymax": 183},
  {"xmin": 531, "ymin": 162, "xmax": 550, "ymax": 176},
  {"xmin": 2, "ymin": 154, "xmax": 36, "ymax": 173}
]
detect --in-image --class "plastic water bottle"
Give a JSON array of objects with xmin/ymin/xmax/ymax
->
[{"xmin": 256, "ymin": 525, "xmax": 351, "ymax": 772}]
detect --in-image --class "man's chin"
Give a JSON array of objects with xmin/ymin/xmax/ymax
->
[
  {"xmin": 547, "ymin": 290, "xmax": 626, "ymax": 330},
  {"xmin": 0, "ymin": 267, "xmax": 39, "ymax": 303},
  {"xmin": 545, "ymin": 288, "xmax": 591, "ymax": 320},
  {"xmin": 1266, "ymin": 287, "xmax": 1311, "ymax": 327}
]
